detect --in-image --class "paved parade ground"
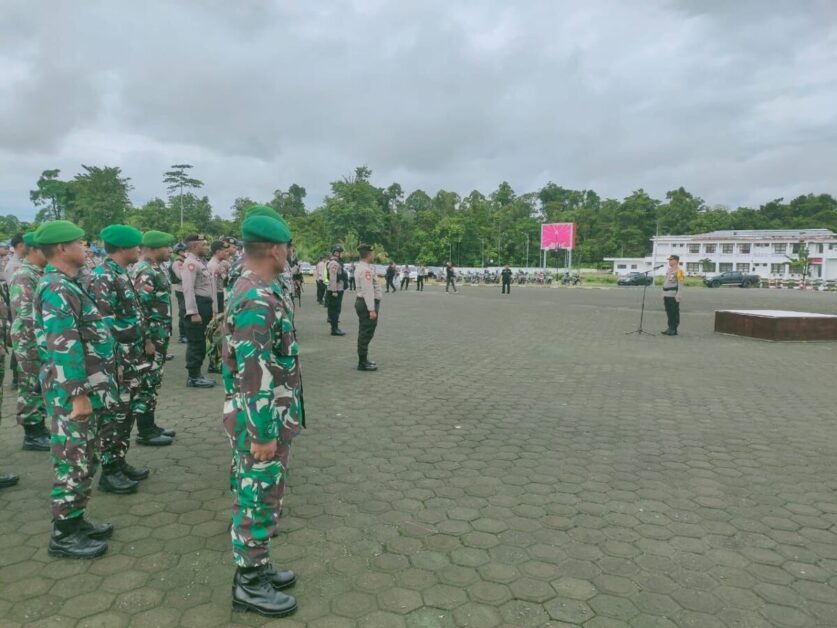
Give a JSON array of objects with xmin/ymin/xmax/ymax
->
[{"xmin": 1, "ymin": 283, "xmax": 836, "ymax": 628}]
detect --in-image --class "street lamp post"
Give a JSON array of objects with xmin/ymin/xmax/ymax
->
[
  {"xmin": 525, "ymin": 234, "xmax": 530, "ymax": 269},
  {"xmin": 480, "ymin": 239, "xmax": 485, "ymax": 267}
]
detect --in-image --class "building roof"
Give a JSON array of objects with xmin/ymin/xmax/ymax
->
[{"xmin": 654, "ymin": 229, "xmax": 836, "ymax": 242}]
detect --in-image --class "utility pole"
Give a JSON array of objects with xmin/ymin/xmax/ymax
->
[
  {"xmin": 480, "ymin": 239, "xmax": 485, "ymax": 267},
  {"xmin": 525, "ymin": 233, "xmax": 530, "ymax": 269}
]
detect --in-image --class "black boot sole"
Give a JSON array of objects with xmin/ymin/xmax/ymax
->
[
  {"xmin": 232, "ymin": 599, "xmax": 297, "ymax": 617},
  {"xmin": 48, "ymin": 544, "xmax": 108, "ymax": 559},
  {"xmin": 98, "ymin": 483, "xmax": 138, "ymax": 495},
  {"xmin": 135, "ymin": 439, "xmax": 173, "ymax": 447},
  {"xmin": 22, "ymin": 443, "xmax": 51, "ymax": 452}
]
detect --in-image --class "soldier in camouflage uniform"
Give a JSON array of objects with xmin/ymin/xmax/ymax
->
[
  {"xmin": 33, "ymin": 220, "xmax": 118, "ymax": 558},
  {"xmin": 91, "ymin": 225, "xmax": 149, "ymax": 493},
  {"xmin": 10, "ymin": 232, "xmax": 50, "ymax": 451},
  {"xmin": 222, "ymin": 215, "xmax": 303, "ymax": 618},
  {"xmin": 130, "ymin": 231, "xmax": 177, "ymax": 447},
  {"xmin": 0, "ymin": 242, "xmax": 15, "ymax": 490}
]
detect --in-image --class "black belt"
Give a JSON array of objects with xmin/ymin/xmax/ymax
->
[{"xmin": 662, "ymin": 287, "xmax": 678, "ymax": 292}]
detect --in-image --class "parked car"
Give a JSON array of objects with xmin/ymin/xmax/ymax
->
[
  {"xmin": 703, "ymin": 271, "xmax": 760, "ymax": 288},
  {"xmin": 299, "ymin": 262, "xmax": 313, "ymax": 275},
  {"xmin": 617, "ymin": 272, "xmax": 653, "ymax": 286}
]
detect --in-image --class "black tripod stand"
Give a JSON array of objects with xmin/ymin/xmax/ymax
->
[{"xmin": 625, "ymin": 266, "xmax": 663, "ymax": 336}]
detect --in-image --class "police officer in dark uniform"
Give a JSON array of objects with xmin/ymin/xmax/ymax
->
[{"xmin": 501, "ymin": 265, "xmax": 512, "ymax": 294}]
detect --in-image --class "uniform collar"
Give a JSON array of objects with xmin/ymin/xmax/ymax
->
[{"xmin": 105, "ymin": 256, "xmax": 128, "ymax": 274}]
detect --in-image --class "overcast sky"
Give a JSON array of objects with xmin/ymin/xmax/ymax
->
[{"xmin": 1, "ymin": 0, "xmax": 836, "ymax": 220}]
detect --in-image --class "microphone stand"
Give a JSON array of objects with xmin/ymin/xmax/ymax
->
[{"xmin": 626, "ymin": 266, "xmax": 664, "ymax": 336}]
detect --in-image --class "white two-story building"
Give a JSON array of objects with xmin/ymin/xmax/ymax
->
[{"xmin": 607, "ymin": 229, "xmax": 837, "ymax": 280}]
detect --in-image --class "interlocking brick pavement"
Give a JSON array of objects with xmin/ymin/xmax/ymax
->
[{"xmin": 1, "ymin": 283, "xmax": 836, "ymax": 627}]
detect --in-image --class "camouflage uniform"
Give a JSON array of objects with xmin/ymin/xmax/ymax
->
[
  {"xmin": 91, "ymin": 258, "xmax": 145, "ymax": 468},
  {"xmin": 0, "ymin": 283, "xmax": 8, "ymax": 425},
  {"xmin": 130, "ymin": 258, "xmax": 171, "ymax": 416},
  {"xmin": 222, "ymin": 268, "xmax": 304, "ymax": 568},
  {"xmin": 10, "ymin": 260, "xmax": 45, "ymax": 427},
  {"xmin": 35, "ymin": 265, "xmax": 118, "ymax": 520}
]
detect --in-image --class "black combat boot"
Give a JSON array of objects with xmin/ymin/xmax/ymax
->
[
  {"xmin": 263, "ymin": 564, "xmax": 297, "ymax": 590},
  {"xmin": 135, "ymin": 413, "xmax": 174, "ymax": 447},
  {"xmin": 78, "ymin": 518, "xmax": 114, "ymax": 540},
  {"xmin": 357, "ymin": 361, "xmax": 378, "ymax": 371},
  {"xmin": 0, "ymin": 471, "xmax": 19, "ymax": 488},
  {"xmin": 99, "ymin": 466, "xmax": 139, "ymax": 494},
  {"xmin": 232, "ymin": 566, "xmax": 297, "ymax": 617},
  {"xmin": 330, "ymin": 327, "xmax": 346, "ymax": 336},
  {"xmin": 187, "ymin": 374, "xmax": 215, "ymax": 388},
  {"xmin": 48, "ymin": 517, "xmax": 108, "ymax": 559},
  {"xmin": 22, "ymin": 423, "xmax": 51, "ymax": 451},
  {"xmin": 120, "ymin": 459, "xmax": 150, "ymax": 481},
  {"xmin": 661, "ymin": 328, "xmax": 674, "ymax": 336}
]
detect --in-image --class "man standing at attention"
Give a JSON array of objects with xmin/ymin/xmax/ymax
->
[
  {"xmin": 501, "ymin": 265, "xmax": 513, "ymax": 295},
  {"xmin": 445, "ymin": 262, "xmax": 458, "ymax": 293},
  {"xmin": 10, "ymin": 232, "xmax": 50, "ymax": 451},
  {"xmin": 131, "ymin": 231, "xmax": 177, "ymax": 446},
  {"xmin": 181, "ymin": 234, "xmax": 216, "ymax": 387},
  {"xmin": 34, "ymin": 220, "xmax": 118, "ymax": 558},
  {"xmin": 91, "ymin": 225, "xmax": 150, "ymax": 494},
  {"xmin": 661, "ymin": 254, "xmax": 685, "ymax": 336},
  {"xmin": 222, "ymin": 215, "xmax": 303, "ymax": 618},
  {"xmin": 315, "ymin": 255, "xmax": 327, "ymax": 305},
  {"xmin": 326, "ymin": 244, "xmax": 346, "ymax": 336},
  {"xmin": 355, "ymin": 244, "xmax": 381, "ymax": 371}
]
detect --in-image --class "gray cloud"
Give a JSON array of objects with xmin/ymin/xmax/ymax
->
[{"xmin": 1, "ymin": 0, "xmax": 836, "ymax": 219}]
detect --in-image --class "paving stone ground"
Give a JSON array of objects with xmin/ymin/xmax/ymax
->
[{"xmin": 1, "ymin": 281, "xmax": 837, "ymax": 628}]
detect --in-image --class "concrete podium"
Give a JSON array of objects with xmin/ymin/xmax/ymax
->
[{"xmin": 715, "ymin": 310, "xmax": 837, "ymax": 341}]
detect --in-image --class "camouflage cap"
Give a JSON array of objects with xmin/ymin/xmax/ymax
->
[
  {"xmin": 142, "ymin": 230, "xmax": 174, "ymax": 248},
  {"xmin": 241, "ymin": 215, "xmax": 292, "ymax": 244},
  {"xmin": 34, "ymin": 220, "xmax": 86, "ymax": 245},
  {"xmin": 101, "ymin": 224, "xmax": 142, "ymax": 248}
]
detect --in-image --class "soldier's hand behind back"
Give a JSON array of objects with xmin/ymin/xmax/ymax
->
[
  {"xmin": 69, "ymin": 394, "xmax": 93, "ymax": 421},
  {"xmin": 251, "ymin": 439, "xmax": 277, "ymax": 462},
  {"xmin": 369, "ymin": 311, "xmax": 377, "ymax": 320}
]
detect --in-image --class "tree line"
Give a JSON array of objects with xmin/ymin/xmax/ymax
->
[{"xmin": 18, "ymin": 164, "xmax": 837, "ymax": 267}]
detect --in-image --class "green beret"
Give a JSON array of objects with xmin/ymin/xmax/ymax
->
[
  {"xmin": 34, "ymin": 220, "xmax": 86, "ymax": 245},
  {"xmin": 241, "ymin": 215, "xmax": 292, "ymax": 244},
  {"xmin": 142, "ymin": 230, "xmax": 174, "ymax": 248},
  {"xmin": 245, "ymin": 205, "xmax": 282, "ymax": 221},
  {"xmin": 101, "ymin": 224, "xmax": 142, "ymax": 248},
  {"xmin": 22, "ymin": 232, "xmax": 37, "ymax": 247}
]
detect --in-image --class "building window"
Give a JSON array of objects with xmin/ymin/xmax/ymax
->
[
  {"xmin": 703, "ymin": 262, "xmax": 716, "ymax": 272},
  {"xmin": 704, "ymin": 244, "xmax": 716, "ymax": 253},
  {"xmin": 771, "ymin": 263, "xmax": 787, "ymax": 274},
  {"xmin": 686, "ymin": 262, "xmax": 701, "ymax": 273},
  {"xmin": 617, "ymin": 264, "xmax": 626, "ymax": 269},
  {"xmin": 829, "ymin": 243, "xmax": 837, "ymax": 250},
  {"xmin": 773, "ymin": 243, "xmax": 787, "ymax": 253},
  {"xmin": 687, "ymin": 244, "xmax": 700, "ymax": 254},
  {"xmin": 736, "ymin": 263, "xmax": 750, "ymax": 272},
  {"xmin": 737, "ymin": 244, "xmax": 751, "ymax": 254},
  {"xmin": 721, "ymin": 244, "xmax": 734, "ymax": 254},
  {"xmin": 719, "ymin": 263, "xmax": 733, "ymax": 272},
  {"xmin": 791, "ymin": 243, "xmax": 801, "ymax": 254},
  {"xmin": 815, "ymin": 244, "xmax": 823, "ymax": 253},
  {"xmin": 754, "ymin": 243, "xmax": 769, "ymax": 248},
  {"xmin": 630, "ymin": 264, "xmax": 637, "ymax": 269}
]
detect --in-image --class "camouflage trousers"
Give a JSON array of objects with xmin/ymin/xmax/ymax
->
[
  {"xmin": 227, "ymin": 440, "xmax": 292, "ymax": 568},
  {"xmin": 49, "ymin": 407, "xmax": 100, "ymax": 521},
  {"xmin": 206, "ymin": 316, "xmax": 223, "ymax": 372},
  {"xmin": 0, "ymin": 355, "xmax": 4, "ymax": 425},
  {"xmin": 131, "ymin": 340, "xmax": 169, "ymax": 416},
  {"xmin": 99, "ymin": 376, "xmax": 138, "ymax": 468},
  {"xmin": 15, "ymin": 358, "xmax": 45, "ymax": 427}
]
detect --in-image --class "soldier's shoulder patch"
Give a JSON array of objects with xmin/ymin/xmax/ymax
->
[{"xmin": 187, "ymin": 263, "xmax": 195, "ymax": 272}]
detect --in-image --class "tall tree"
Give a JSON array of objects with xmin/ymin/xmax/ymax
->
[
  {"xmin": 163, "ymin": 164, "xmax": 204, "ymax": 227},
  {"xmin": 70, "ymin": 165, "xmax": 133, "ymax": 236},
  {"xmin": 30, "ymin": 169, "xmax": 74, "ymax": 221}
]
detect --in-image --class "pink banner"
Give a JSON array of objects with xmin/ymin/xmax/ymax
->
[{"xmin": 540, "ymin": 223, "xmax": 576, "ymax": 250}]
